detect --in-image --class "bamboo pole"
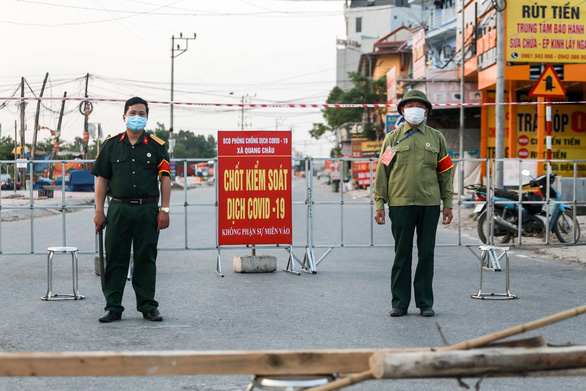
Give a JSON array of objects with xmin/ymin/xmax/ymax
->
[
  {"xmin": 437, "ymin": 305, "xmax": 586, "ymax": 352},
  {"xmin": 307, "ymin": 305, "xmax": 586, "ymax": 391},
  {"xmin": 308, "ymin": 370, "xmax": 375, "ymax": 391},
  {"xmin": 369, "ymin": 345, "xmax": 586, "ymax": 379}
]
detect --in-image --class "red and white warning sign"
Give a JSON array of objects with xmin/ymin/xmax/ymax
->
[{"xmin": 217, "ymin": 131, "xmax": 292, "ymax": 246}]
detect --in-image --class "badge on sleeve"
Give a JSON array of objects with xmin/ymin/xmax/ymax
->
[{"xmin": 380, "ymin": 146, "xmax": 396, "ymax": 166}]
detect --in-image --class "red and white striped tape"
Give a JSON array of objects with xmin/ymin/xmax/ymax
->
[{"xmin": 1, "ymin": 96, "xmax": 585, "ymax": 108}]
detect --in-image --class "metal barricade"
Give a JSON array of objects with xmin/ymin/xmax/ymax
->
[{"xmin": 1, "ymin": 157, "xmax": 584, "ymax": 274}]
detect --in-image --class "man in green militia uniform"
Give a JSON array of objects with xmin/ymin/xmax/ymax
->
[
  {"xmin": 92, "ymin": 97, "xmax": 171, "ymax": 323},
  {"xmin": 373, "ymin": 90, "xmax": 453, "ymax": 318}
]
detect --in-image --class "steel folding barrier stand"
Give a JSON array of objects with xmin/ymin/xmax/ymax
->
[{"xmin": 472, "ymin": 245, "xmax": 516, "ymax": 300}]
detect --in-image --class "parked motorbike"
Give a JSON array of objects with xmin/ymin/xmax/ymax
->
[{"xmin": 466, "ymin": 170, "xmax": 580, "ymax": 244}]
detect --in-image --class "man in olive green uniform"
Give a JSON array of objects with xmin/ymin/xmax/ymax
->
[
  {"xmin": 373, "ymin": 90, "xmax": 453, "ymax": 318},
  {"xmin": 92, "ymin": 97, "xmax": 171, "ymax": 323}
]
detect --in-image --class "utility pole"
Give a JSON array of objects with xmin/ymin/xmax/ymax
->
[
  {"xmin": 495, "ymin": 0, "xmax": 505, "ymax": 188},
  {"xmin": 97, "ymin": 123, "xmax": 103, "ymax": 156},
  {"xmin": 275, "ymin": 117, "xmax": 286, "ymax": 130},
  {"xmin": 82, "ymin": 73, "xmax": 90, "ymax": 164},
  {"xmin": 19, "ymin": 77, "xmax": 26, "ymax": 190},
  {"xmin": 49, "ymin": 92, "xmax": 67, "ymax": 180},
  {"xmin": 13, "ymin": 121, "xmax": 17, "ymax": 195},
  {"xmin": 170, "ymin": 32, "xmax": 196, "ymax": 158},
  {"xmin": 31, "ymin": 72, "xmax": 49, "ymax": 166},
  {"xmin": 239, "ymin": 94, "xmax": 255, "ymax": 130},
  {"xmin": 459, "ymin": 0, "xmax": 465, "ymax": 194}
]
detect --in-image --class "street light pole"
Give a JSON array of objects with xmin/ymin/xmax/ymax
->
[
  {"xmin": 170, "ymin": 32, "xmax": 196, "ymax": 157},
  {"xmin": 495, "ymin": 0, "xmax": 505, "ymax": 188}
]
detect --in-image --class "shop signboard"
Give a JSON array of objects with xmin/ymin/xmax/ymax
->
[
  {"xmin": 486, "ymin": 104, "xmax": 586, "ymax": 176},
  {"xmin": 506, "ymin": 0, "xmax": 586, "ymax": 63}
]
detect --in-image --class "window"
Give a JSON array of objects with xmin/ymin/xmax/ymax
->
[{"xmin": 356, "ymin": 17, "xmax": 362, "ymax": 33}]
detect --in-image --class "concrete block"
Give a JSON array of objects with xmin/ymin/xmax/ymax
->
[{"xmin": 233, "ymin": 255, "xmax": 277, "ymax": 273}]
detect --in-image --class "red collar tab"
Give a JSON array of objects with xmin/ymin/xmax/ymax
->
[
  {"xmin": 119, "ymin": 133, "xmax": 126, "ymax": 141},
  {"xmin": 144, "ymin": 136, "xmax": 149, "ymax": 145}
]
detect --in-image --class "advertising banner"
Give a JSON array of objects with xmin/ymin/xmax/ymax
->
[
  {"xmin": 328, "ymin": 160, "xmax": 341, "ymax": 181},
  {"xmin": 354, "ymin": 160, "xmax": 378, "ymax": 187},
  {"xmin": 386, "ymin": 114, "xmax": 402, "ymax": 133},
  {"xmin": 506, "ymin": 0, "xmax": 586, "ymax": 63},
  {"xmin": 486, "ymin": 104, "xmax": 586, "ymax": 176},
  {"xmin": 386, "ymin": 66, "xmax": 397, "ymax": 104},
  {"xmin": 218, "ymin": 131, "xmax": 292, "ymax": 245},
  {"xmin": 412, "ymin": 29, "xmax": 426, "ymax": 80}
]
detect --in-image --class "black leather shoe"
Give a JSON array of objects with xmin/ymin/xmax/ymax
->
[
  {"xmin": 390, "ymin": 308, "xmax": 407, "ymax": 317},
  {"xmin": 143, "ymin": 308, "xmax": 163, "ymax": 321},
  {"xmin": 98, "ymin": 310, "xmax": 121, "ymax": 323},
  {"xmin": 420, "ymin": 307, "xmax": 435, "ymax": 317}
]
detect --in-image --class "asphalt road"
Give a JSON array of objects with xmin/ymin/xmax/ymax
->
[{"xmin": 0, "ymin": 178, "xmax": 584, "ymax": 391}]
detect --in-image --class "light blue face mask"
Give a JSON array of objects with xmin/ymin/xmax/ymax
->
[{"xmin": 126, "ymin": 115, "xmax": 147, "ymax": 131}]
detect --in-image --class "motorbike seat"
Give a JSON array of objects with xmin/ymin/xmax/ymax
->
[{"xmin": 494, "ymin": 188, "xmax": 519, "ymax": 200}]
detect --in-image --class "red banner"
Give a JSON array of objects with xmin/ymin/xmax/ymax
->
[
  {"xmin": 218, "ymin": 131, "xmax": 292, "ymax": 246},
  {"xmin": 354, "ymin": 160, "xmax": 378, "ymax": 186}
]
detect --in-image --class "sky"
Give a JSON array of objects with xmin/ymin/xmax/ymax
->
[{"xmin": 0, "ymin": 0, "xmax": 348, "ymax": 157}]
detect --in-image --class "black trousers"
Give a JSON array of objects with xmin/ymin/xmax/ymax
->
[
  {"xmin": 104, "ymin": 200, "xmax": 160, "ymax": 314},
  {"xmin": 388, "ymin": 205, "xmax": 440, "ymax": 309}
]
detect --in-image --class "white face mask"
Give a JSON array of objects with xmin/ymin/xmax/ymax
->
[{"xmin": 403, "ymin": 107, "xmax": 426, "ymax": 125}]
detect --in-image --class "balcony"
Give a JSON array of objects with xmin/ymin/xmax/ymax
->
[{"xmin": 428, "ymin": 6, "xmax": 457, "ymax": 29}]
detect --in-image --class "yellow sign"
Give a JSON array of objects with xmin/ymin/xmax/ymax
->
[
  {"xmin": 529, "ymin": 64, "xmax": 566, "ymax": 98},
  {"xmin": 506, "ymin": 0, "xmax": 586, "ymax": 63},
  {"xmin": 361, "ymin": 141, "xmax": 382, "ymax": 152},
  {"xmin": 486, "ymin": 104, "xmax": 586, "ymax": 176}
]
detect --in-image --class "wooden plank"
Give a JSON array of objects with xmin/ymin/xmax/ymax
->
[
  {"xmin": 369, "ymin": 346, "xmax": 586, "ymax": 379},
  {"xmin": 0, "ymin": 348, "xmax": 427, "ymax": 377}
]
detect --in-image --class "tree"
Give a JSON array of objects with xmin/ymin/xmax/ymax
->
[
  {"xmin": 35, "ymin": 138, "xmax": 54, "ymax": 155},
  {"xmin": 152, "ymin": 122, "xmax": 169, "ymax": 143},
  {"xmin": 0, "ymin": 136, "xmax": 15, "ymax": 161},
  {"xmin": 146, "ymin": 123, "xmax": 216, "ymax": 159},
  {"xmin": 310, "ymin": 72, "xmax": 388, "ymax": 147}
]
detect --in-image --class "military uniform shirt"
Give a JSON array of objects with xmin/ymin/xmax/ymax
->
[
  {"xmin": 91, "ymin": 132, "xmax": 170, "ymax": 199},
  {"xmin": 373, "ymin": 123, "xmax": 453, "ymax": 210}
]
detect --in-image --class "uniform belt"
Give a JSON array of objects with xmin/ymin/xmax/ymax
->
[{"xmin": 112, "ymin": 197, "xmax": 158, "ymax": 205}]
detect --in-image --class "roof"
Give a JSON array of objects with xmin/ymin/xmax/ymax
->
[
  {"xmin": 348, "ymin": 0, "xmax": 394, "ymax": 8},
  {"xmin": 372, "ymin": 26, "xmax": 414, "ymax": 54}
]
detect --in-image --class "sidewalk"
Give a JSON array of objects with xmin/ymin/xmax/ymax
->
[{"xmin": 0, "ymin": 189, "xmax": 94, "ymax": 221}]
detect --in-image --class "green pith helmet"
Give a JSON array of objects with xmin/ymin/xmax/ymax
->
[{"xmin": 397, "ymin": 89, "xmax": 433, "ymax": 115}]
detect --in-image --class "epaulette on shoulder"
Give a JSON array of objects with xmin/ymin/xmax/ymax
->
[
  {"xmin": 104, "ymin": 133, "xmax": 123, "ymax": 142},
  {"xmin": 149, "ymin": 134, "xmax": 166, "ymax": 145}
]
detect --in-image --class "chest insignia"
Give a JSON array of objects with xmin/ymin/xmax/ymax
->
[{"xmin": 147, "ymin": 152, "xmax": 152, "ymax": 158}]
